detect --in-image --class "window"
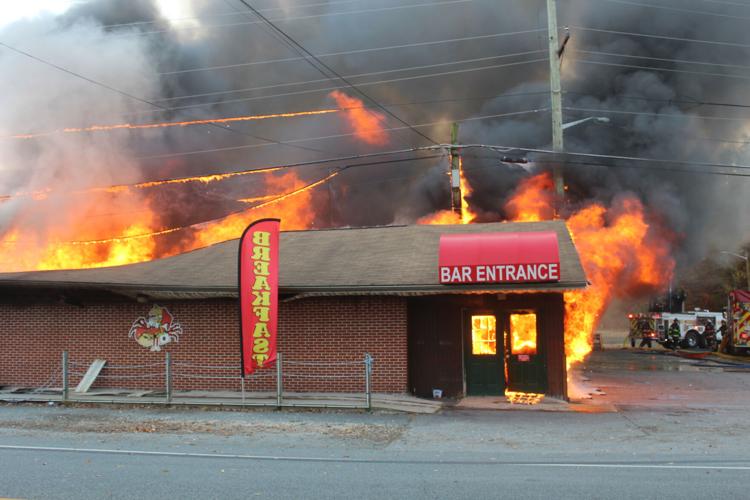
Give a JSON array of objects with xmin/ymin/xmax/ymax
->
[
  {"xmin": 471, "ymin": 315, "xmax": 496, "ymax": 355},
  {"xmin": 510, "ymin": 312, "xmax": 537, "ymax": 355}
]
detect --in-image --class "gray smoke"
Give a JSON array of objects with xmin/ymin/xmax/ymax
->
[{"xmin": 0, "ymin": 0, "xmax": 748, "ymax": 278}]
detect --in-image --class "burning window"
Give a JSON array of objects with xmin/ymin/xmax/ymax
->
[
  {"xmin": 471, "ymin": 315, "xmax": 496, "ymax": 355},
  {"xmin": 510, "ymin": 312, "xmax": 537, "ymax": 355}
]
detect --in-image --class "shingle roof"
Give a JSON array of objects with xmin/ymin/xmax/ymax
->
[{"xmin": 0, "ymin": 221, "xmax": 587, "ymax": 299}]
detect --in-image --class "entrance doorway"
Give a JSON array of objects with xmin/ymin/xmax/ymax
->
[
  {"xmin": 465, "ymin": 309, "xmax": 548, "ymax": 395},
  {"xmin": 464, "ymin": 313, "xmax": 504, "ymax": 395},
  {"xmin": 504, "ymin": 310, "xmax": 547, "ymax": 394}
]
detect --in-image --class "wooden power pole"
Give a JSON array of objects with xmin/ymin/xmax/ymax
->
[
  {"xmin": 450, "ymin": 122, "xmax": 462, "ymax": 215},
  {"xmin": 547, "ymin": 0, "xmax": 565, "ymax": 199}
]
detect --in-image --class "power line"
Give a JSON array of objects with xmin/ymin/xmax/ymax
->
[
  {"xmin": 472, "ymin": 144, "xmax": 750, "ymax": 172},
  {"xmin": 128, "ymin": 58, "xmax": 548, "ymax": 117},
  {"xmin": 137, "ymin": 108, "xmax": 549, "ymax": 160},
  {"xmin": 106, "ymin": 0, "xmax": 475, "ymax": 39},
  {"xmin": 0, "ymin": 41, "xmax": 328, "ymax": 154},
  {"xmin": 0, "ymin": 146, "xmax": 443, "ymax": 202},
  {"xmin": 569, "ymin": 113, "xmax": 750, "ymax": 146},
  {"xmin": 697, "ymin": 0, "xmax": 750, "ymax": 7},
  {"xmin": 533, "ymin": 158, "xmax": 750, "ymax": 178},
  {"xmin": 101, "ymin": 0, "xmax": 366, "ymax": 29},
  {"xmin": 569, "ymin": 25, "xmax": 750, "ymax": 50},
  {"xmin": 17, "ymin": 153, "xmax": 445, "ymax": 244},
  {"xmin": 565, "ymin": 90, "xmax": 750, "ymax": 110},
  {"xmin": 563, "ymin": 106, "xmax": 750, "ymax": 122},
  {"xmin": 231, "ymin": 0, "xmax": 439, "ymax": 146},
  {"xmin": 158, "ymin": 28, "xmax": 548, "ymax": 76},
  {"xmin": 568, "ymin": 58, "xmax": 750, "ymax": 82},
  {"xmin": 588, "ymin": 0, "xmax": 750, "ymax": 21},
  {"xmin": 571, "ymin": 49, "xmax": 750, "ymax": 72},
  {"xmin": 156, "ymin": 50, "xmax": 546, "ymax": 103}
]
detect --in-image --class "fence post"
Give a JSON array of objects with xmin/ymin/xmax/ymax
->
[
  {"xmin": 62, "ymin": 351, "xmax": 69, "ymax": 402},
  {"xmin": 276, "ymin": 352, "xmax": 283, "ymax": 409},
  {"xmin": 364, "ymin": 353, "xmax": 372, "ymax": 411},
  {"xmin": 165, "ymin": 352, "xmax": 172, "ymax": 404}
]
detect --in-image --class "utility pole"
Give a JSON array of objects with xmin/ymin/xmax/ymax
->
[
  {"xmin": 450, "ymin": 122, "xmax": 462, "ymax": 215},
  {"xmin": 745, "ymin": 250, "xmax": 750, "ymax": 291},
  {"xmin": 547, "ymin": 0, "xmax": 565, "ymax": 199}
]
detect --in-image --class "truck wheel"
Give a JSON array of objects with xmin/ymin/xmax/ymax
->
[{"xmin": 684, "ymin": 330, "xmax": 699, "ymax": 349}]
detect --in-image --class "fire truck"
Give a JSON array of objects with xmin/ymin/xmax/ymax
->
[
  {"xmin": 628, "ymin": 310, "xmax": 725, "ymax": 349},
  {"xmin": 727, "ymin": 290, "xmax": 750, "ymax": 354}
]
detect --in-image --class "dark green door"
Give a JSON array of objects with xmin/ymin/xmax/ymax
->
[
  {"xmin": 504, "ymin": 311, "xmax": 547, "ymax": 394},
  {"xmin": 465, "ymin": 312, "xmax": 504, "ymax": 395}
]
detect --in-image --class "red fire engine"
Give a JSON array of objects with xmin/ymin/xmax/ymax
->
[{"xmin": 727, "ymin": 290, "xmax": 750, "ymax": 354}]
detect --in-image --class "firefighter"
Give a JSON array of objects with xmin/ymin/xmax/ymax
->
[
  {"xmin": 703, "ymin": 321, "xmax": 716, "ymax": 349},
  {"xmin": 638, "ymin": 319, "xmax": 653, "ymax": 348},
  {"xmin": 719, "ymin": 320, "xmax": 729, "ymax": 353},
  {"xmin": 668, "ymin": 318, "xmax": 681, "ymax": 349}
]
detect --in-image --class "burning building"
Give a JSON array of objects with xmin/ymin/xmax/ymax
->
[
  {"xmin": 0, "ymin": 0, "xmax": 746, "ymax": 401},
  {"xmin": 0, "ymin": 221, "xmax": 585, "ymax": 400}
]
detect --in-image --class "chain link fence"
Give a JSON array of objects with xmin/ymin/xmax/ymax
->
[{"xmin": 57, "ymin": 351, "xmax": 373, "ymax": 410}]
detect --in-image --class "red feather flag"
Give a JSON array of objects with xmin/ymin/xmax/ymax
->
[{"xmin": 239, "ymin": 219, "xmax": 280, "ymax": 376}]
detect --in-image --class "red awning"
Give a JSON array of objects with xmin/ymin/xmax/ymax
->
[{"xmin": 438, "ymin": 231, "xmax": 560, "ymax": 285}]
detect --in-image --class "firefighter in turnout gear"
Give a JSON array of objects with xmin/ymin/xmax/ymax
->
[
  {"xmin": 719, "ymin": 320, "xmax": 729, "ymax": 353},
  {"xmin": 703, "ymin": 321, "xmax": 716, "ymax": 349},
  {"xmin": 668, "ymin": 318, "xmax": 681, "ymax": 349}
]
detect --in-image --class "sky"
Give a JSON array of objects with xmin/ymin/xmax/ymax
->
[
  {"xmin": 0, "ymin": 0, "xmax": 77, "ymax": 28},
  {"xmin": 0, "ymin": 0, "xmax": 184, "ymax": 28}
]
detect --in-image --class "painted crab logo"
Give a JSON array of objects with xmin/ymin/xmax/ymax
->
[{"xmin": 129, "ymin": 305, "xmax": 182, "ymax": 351}]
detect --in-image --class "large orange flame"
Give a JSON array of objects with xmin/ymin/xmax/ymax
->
[
  {"xmin": 0, "ymin": 170, "xmax": 329, "ymax": 272},
  {"xmin": 504, "ymin": 173, "xmax": 555, "ymax": 222},
  {"xmin": 416, "ymin": 155, "xmax": 477, "ymax": 224},
  {"xmin": 419, "ymin": 166, "xmax": 674, "ymax": 370},
  {"xmin": 328, "ymin": 90, "xmax": 389, "ymax": 145},
  {"xmin": 503, "ymin": 173, "xmax": 674, "ymax": 369}
]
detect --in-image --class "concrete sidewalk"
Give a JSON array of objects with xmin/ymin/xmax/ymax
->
[
  {"xmin": 0, "ymin": 386, "xmax": 616, "ymax": 414},
  {"xmin": 0, "ymin": 387, "xmax": 443, "ymax": 413}
]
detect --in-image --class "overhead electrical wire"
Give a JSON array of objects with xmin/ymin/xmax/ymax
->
[
  {"xmin": 585, "ymin": 0, "xmax": 750, "ymax": 21},
  {"xmin": 532, "ymin": 159, "xmax": 750, "ymax": 178},
  {"xmin": 158, "ymin": 28, "xmax": 549, "ymax": 76},
  {"xmin": 5, "ymin": 108, "xmax": 549, "ymax": 201},
  {"xmin": 568, "ymin": 58, "xmax": 750, "ymax": 82},
  {"xmin": 0, "ymin": 41, "xmax": 328, "ymax": 154},
  {"xmin": 569, "ymin": 114, "xmax": 750, "ymax": 146},
  {"xmin": 230, "ymin": 0, "xmax": 439, "ymax": 146},
  {"xmin": 156, "ymin": 50, "xmax": 547, "ymax": 103},
  {"xmin": 128, "ymin": 58, "xmax": 549, "ymax": 117},
  {"xmin": 102, "ymin": 0, "xmax": 368, "ymax": 29},
  {"xmin": 18, "ymin": 153, "xmax": 445, "ymax": 246},
  {"xmin": 565, "ymin": 90, "xmax": 750, "ymax": 110},
  {"xmin": 568, "ymin": 25, "xmax": 750, "ymax": 50},
  {"xmin": 571, "ymin": 49, "xmax": 750, "ymax": 72},
  {"xmin": 7, "ymin": 108, "xmax": 340, "ymax": 140},
  {"xmin": 563, "ymin": 106, "xmax": 750, "ymax": 123},
  {"xmin": 106, "ymin": 0, "xmax": 475, "ymax": 38},
  {"xmin": 470, "ymin": 144, "xmax": 750, "ymax": 174},
  {"xmin": 1, "ymin": 147, "xmax": 445, "ymax": 202},
  {"xmin": 697, "ymin": 0, "xmax": 750, "ymax": 7},
  {"xmin": 136, "ymin": 108, "xmax": 549, "ymax": 160}
]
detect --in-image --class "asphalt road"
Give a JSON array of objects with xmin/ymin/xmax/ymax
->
[
  {"xmin": 1, "ymin": 350, "xmax": 748, "ymax": 499},
  {"xmin": 0, "ymin": 437, "xmax": 746, "ymax": 500}
]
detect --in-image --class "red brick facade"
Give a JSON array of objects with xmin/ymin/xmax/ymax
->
[{"xmin": 0, "ymin": 296, "xmax": 408, "ymax": 393}]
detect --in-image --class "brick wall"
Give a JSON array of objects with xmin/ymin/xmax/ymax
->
[{"xmin": 0, "ymin": 296, "xmax": 408, "ymax": 394}]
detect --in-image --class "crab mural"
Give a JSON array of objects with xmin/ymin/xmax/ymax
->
[{"xmin": 128, "ymin": 305, "xmax": 182, "ymax": 351}]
